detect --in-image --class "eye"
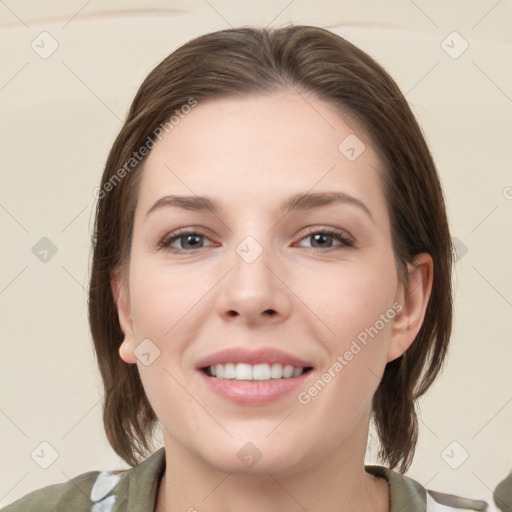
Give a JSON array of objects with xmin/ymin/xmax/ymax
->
[
  {"xmin": 158, "ymin": 229, "xmax": 214, "ymax": 252},
  {"xmin": 296, "ymin": 228, "xmax": 355, "ymax": 251}
]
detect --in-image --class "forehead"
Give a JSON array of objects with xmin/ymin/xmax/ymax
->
[{"xmin": 136, "ymin": 91, "xmax": 387, "ymax": 218}]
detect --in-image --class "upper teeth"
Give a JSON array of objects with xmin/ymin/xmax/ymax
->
[{"xmin": 208, "ymin": 363, "xmax": 305, "ymax": 380}]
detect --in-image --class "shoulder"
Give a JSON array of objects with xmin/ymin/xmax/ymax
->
[
  {"xmin": 0, "ymin": 469, "xmax": 104, "ymax": 512},
  {"xmin": 1, "ymin": 448, "xmax": 166, "ymax": 512},
  {"xmin": 365, "ymin": 465, "xmax": 489, "ymax": 512}
]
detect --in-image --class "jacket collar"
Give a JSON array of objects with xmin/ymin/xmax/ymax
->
[{"xmin": 366, "ymin": 465, "xmax": 427, "ymax": 512}]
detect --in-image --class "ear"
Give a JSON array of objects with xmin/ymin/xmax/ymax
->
[
  {"xmin": 111, "ymin": 269, "xmax": 137, "ymax": 364},
  {"xmin": 387, "ymin": 253, "xmax": 434, "ymax": 362}
]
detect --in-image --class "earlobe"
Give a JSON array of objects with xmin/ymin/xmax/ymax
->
[
  {"xmin": 119, "ymin": 337, "xmax": 137, "ymax": 364},
  {"xmin": 386, "ymin": 253, "xmax": 434, "ymax": 362}
]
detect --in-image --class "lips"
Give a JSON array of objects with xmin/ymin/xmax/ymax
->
[{"xmin": 195, "ymin": 347, "xmax": 314, "ymax": 404}]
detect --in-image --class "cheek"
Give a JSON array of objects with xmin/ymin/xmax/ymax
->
[
  {"xmin": 125, "ymin": 258, "xmax": 199, "ymax": 425},
  {"xmin": 299, "ymin": 253, "xmax": 398, "ymax": 350},
  {"xmin": 128, "ymin": 256, "xmax": 204, "ymax": 340}
]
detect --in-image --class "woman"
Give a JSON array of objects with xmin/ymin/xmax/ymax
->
[{"xmin": 2, "ymin": 25, "xmax": 489, "ymax": 512}]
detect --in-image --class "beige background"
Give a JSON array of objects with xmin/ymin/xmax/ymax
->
[{"xmin": 1, "ymin": 0, "xmax": 511, "ymax": 509}]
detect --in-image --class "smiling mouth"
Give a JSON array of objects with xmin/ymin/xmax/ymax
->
[{"xmin": 202, "ymin": 363, "xmax": 313, "ymax": 381}]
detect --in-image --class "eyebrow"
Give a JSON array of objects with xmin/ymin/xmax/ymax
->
[{"xmin": 146, "ymin": 191, "xmax": 373, "ymax": 221}]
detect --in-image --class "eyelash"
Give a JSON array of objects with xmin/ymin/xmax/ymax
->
[{"xmin": 157, "ymin": 227, "xmax": 355, "ymax": 253}]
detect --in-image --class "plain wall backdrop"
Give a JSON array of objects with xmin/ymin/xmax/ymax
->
[{"xmin": 1, "ymin": 0, "xmax": 511, "ymax": 509}]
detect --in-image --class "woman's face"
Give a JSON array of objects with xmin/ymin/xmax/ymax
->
[{"xmin": 115, "ymin": 91, "xmax": 416, "ymax": 476}]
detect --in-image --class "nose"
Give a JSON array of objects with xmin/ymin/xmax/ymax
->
[{"xmin": 216, "ymin": 236, "xmax": 292, "ymax": 327}]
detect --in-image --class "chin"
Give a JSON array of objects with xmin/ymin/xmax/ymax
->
[{"xmin": 191, "ymin": 433, "xmax": 315, "ymax": 478}]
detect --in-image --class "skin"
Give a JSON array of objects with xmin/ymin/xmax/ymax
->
[{"xmin": 113, "ymin": 91, "xmax": 433, "ymax": 512}]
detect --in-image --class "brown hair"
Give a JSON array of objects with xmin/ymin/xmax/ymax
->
[{"xmin": 88, "ymin": 25, "xmax": 454, "ymax": 472}]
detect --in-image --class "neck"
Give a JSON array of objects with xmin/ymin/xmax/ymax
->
[{"xmin": 156, "ymin": 414, "xmax": 389, "ymax": 512}]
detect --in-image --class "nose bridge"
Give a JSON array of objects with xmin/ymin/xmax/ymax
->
[
  {"xmin": 229, "ymin": 214, "xmax": 275, "ymax": 279},
  {"xmin": 231, "ymin": 233, "xmax": 275, "ymax": 299}
]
